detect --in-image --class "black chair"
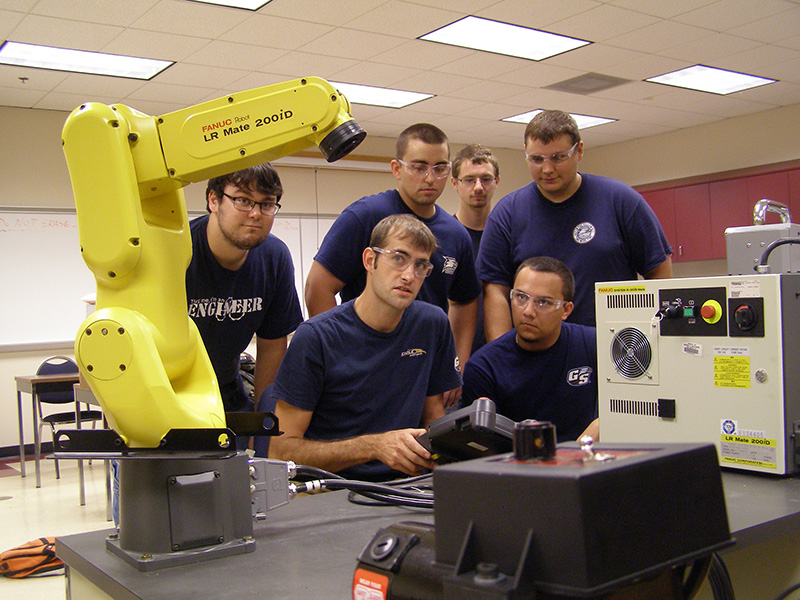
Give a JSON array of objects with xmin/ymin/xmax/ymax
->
[{"xmin": 35, "ymin": 355, "xmax": 103, "ymax": 480}]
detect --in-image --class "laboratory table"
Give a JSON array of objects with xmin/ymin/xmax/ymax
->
[
  {"xmin": 57, "ymin": 470, "xmax": 800, "ymax": 600},
  {"xmin": 14, "ymin": 372, "xmax": 80, "ymax": 487}
]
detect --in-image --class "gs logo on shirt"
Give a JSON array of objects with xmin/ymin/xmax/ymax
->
[
  {"xmin": 567, "ymin": 366, "xmax": 593, "ymax": 386},
  {"xmin": 573, "ymin": 222, "xmax": 596, "ymax": 244}
]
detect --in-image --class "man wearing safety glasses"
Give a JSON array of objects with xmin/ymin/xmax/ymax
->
[
  {"xmin": 462, "ymin": 256, "xmax": 598, "ymax": 442},
  {"xmin": 477, "ymin": 110, "xmax": 672, "ymax": 338},
  {"xmin": 187, "ymin": 163, "xmax": 303, "ymax": 414},
  {"xmin": 270, "ymin": 215, "xmax": 461, "ymax": 481},
  {"xmin": 305, "ymin": 124, "xmax": 480, "ymax": 407}
]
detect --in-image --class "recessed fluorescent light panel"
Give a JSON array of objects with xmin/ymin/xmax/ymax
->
[
  {"xmin": 503, "ymin": 109, "xmax": 615, "ymax": 130},
  {"xmin": 0, "ymin": 41, "xmax": 172, "ymax": 79},
  {"xmin": 331, "ymin": 82, "xmax": 433, "ymax": 109},
  {"xmin": 189, "ymin": 0, "xmax": 272, "ymax": 9},
  {"xmin": 646, "ymin": 65, "xmax": 775, "ymax": 95},
  {"xmin": 421, "ymin": 16, "xmax": 590, "ymax": 61}
]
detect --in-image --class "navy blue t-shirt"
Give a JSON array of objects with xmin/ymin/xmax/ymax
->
[
  {"xmin": 476, "ymin": 174, "xmax": 672, "ymax": 325},
  {"xmin": 273, "ymin": 300, "xmax": 462, "ymax": 480},
  {"xmin": 314, "ymin": 189, "xmax": 481, "ymax": 314},
  {"xmin": 457, "ymin": 219, "xmax": 487, "ymax": 354},
  {"xmin": 462, "ymin": 323, "xmax": 597, "ymax": 442},
  {"xmin": 187, "ymin": 214, "xmax": 303, "ymax": 410}
]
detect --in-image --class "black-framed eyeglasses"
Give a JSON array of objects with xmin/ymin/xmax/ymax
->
[
  {"xmin": 525, "ymin": 142, "xmax": 579, "ymax": 166},
  {"xmin": 455, "ymin": 175, "xmax": 498, "ymax": 187},
  {"xmin": 222, "ymin": 192, "xmax": 281, "ymax": 216},
  {"xmin": 396, "ymin": 159, "xmax": 452, "ymax": 179},
  {"xmin": 510, "ymin": 289, "xmax": 565, "ymax": 312},
  {"xmin": 371, "ymin": 247, "xmax": 434, "ymax": 278}
]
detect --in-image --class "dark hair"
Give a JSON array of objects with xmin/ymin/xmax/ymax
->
[
  {"xmin": 205, "ymin": 163, "xmax": 283, "ymax": 212},
  {"xmin": 524, "ymin": 110, "xmax": 581, "ymax": 146},
  {"xmin": 514, "ymin": 256, "xmax": 575, "ymax": 302},
  {"xmin": 396, "ymin": 123, "xmax": 449, "ymax": 159},
  {"xmin": 452, "ymin": 144, "xmax": 499, "ymax": 179},
  {"xmin": 370, "ymin": 214, "xmax": 438, "ymax": 256}
]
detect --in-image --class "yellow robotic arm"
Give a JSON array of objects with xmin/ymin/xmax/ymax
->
[{"xmin": 62, "ymin": 77, "xmax": 365, "ymax": 448}]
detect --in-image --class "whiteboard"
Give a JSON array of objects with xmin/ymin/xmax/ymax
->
[
  {"xmin": 0, "ymin": 209, "xmax": 335, "ymax": 350},
  {"xmin": 0, "ymin": 211, "xmax": 94, "ymax": 350}
]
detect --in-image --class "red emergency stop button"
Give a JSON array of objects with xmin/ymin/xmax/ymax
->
[{"xmin": 700, "ymin": 300, "xmax": 722, "ymax": 324}]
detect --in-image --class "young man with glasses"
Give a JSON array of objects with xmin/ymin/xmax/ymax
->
[
  {"xmin": 186, "ymin": 163, "xmax": 303, "ymax": 413},
  {"xmin": 305, "ymin": 123, "xmax": 480, "ymax": 406},
  {"xmin": 270, "ymin": 215, "xmax": 461, "ymax": 481},
  {"xmin": 462, "ymin": 256, "xmax": 598, "ymax": 442},
  {"xmin": 477, "ymin": 110, "xmax": 672, "ymax": 337},
  {"xmin": 451, "ymin": 144, "xmax": 500, "ymax": 354}
]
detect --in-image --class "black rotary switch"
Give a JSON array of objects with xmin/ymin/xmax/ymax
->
[
  {"xmin": 513, "ymin": 420, "xmax": 557, "ymax": 460},
  {"xmin": 733, "ymin": 304, "xmax": 758, "ymax": 331}
]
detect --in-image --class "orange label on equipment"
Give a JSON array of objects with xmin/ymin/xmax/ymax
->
[{"xmin": 353, "ymin": 568, "xmax": 389, "ymax": 600}]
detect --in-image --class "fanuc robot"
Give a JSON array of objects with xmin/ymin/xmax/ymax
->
[{"xmin": 60, "ymin": 77, "xmax": 365, "ymax": 569}]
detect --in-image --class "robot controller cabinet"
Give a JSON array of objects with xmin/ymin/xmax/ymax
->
[{"xmin": 595, "ymin": 273, "xmax": 800, "ymax": 475}]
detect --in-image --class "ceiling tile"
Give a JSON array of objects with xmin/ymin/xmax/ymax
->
[
  {"xmin": 298, "ymin": 28, "xmax": 406, "ymax": 60},
  {"xmin": 432, "ymin": 51, "xmax": 531, "ymax": 80},
  {"xmin": 345, "ymin": 0, "xmax": 460, "ymax": 38},
  {"xmin": 101, "ymin": 29, "xmax": 210, "ymax": 62},
  {"xmin": 129, "ymin": 1, "xmax": 250, "ymax": 37},
  {"xmin": 393, "ymin": 70, "xmax": 483, "ymax": 96},
  {"xmin": 183, "ymin": 41, "xmax": 286, "ymax": 71},
  {"xmin": 29, "ymin": 0, "xmax": 158, "ymax": 26},
  {"xmin": 370, "ymin": 39, "xmax": 474, "ymax": 69},
  {"xmin": 261, "ymin": 0, "xmax": 391, "ymax": 27},
  {"xmin": 7, "ymin": 14, "xmax": 123, "ymax": 50},
  {"xmin": 659, "ymin": 32, "xmax": 763, "ymax": 63},
  {"xmin": 605, "ymin": 0, "xmax": 718, "ymax": 19},
  {"xmin": 220, "ymin": 14, "xmax": 334, "ymax": 51},
  {"xmin": 605, "ymin": 19, "xmax": 712, "ymax": 53},
  {"xmin": 52, "ymin": 72, "xmax": 147, "ymax": 100},
  {"xmin": 0, "ymin": 83, "xmax": 47, "ymax": 108},
  {"xmin": 260, "ymin": 51, "xmax": 358, "ymax": 79},
  {"xmin": 727, "ymin": 7, "xmax": 800, "ymax": 43},
  {"xmin": 671, "ymin": 0, "xmax": 795, "ymax": 31},
  {"xmin": 0, "ymin": 63, "xmax": 69, "ymax": 91},
  {"xmin": 125, "ymin": 80, "xmax": 219, "ymax": 105},
  {"xmin": 329, "ymin": 61, "xmax": 421, "ymax": 88},
  {"xmin": 0, "ymin": 8, "xmax": 25, "ymax": 38},
  {"xmin": 548, "ymin": 4, "xmax": 660, "ymax": 42},
  {"xmin": 477, "ymin": 0, "xmax": 603, "ymax": 30}
]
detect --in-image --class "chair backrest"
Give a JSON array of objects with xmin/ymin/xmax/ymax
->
[{"xmin": 36, "ymin": 356, "xmax": 79, "ymax": 405}]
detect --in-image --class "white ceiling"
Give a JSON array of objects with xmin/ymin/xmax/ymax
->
[{"xmin": 2, "ymin": 0, "xmax": 800, "ymax": 150}]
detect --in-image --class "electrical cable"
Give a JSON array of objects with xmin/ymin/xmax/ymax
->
[
  {"xmin": 291, "ymin": 464, "xmax": 434, "ymax": 507},
  {"xmin": 773, "ymin": 582, "xmax": 800, "ymax": 600},
  {"xmin": 290, "ymin": 468, "xmax": 435, "ymax": 509},
  {"xmin": 707, "ymin": 553, "xmax": 736, "ymax": 600},
  {"xmin": 682, "ymin": 556, "xmax": 712, "ymax": 600}
]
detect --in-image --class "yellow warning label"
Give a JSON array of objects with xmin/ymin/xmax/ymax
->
[
  {"xmin": 596, "ymin": 285, "xmax": 646, "ymax": 294},
  {"xmin": 714, "ymin": 356, "xmax": 750, "ymax": 388}
]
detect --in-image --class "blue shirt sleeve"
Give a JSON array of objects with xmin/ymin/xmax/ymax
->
[
  {"xmin": 313, "ymin": 207, "xmax": 371, "ymax": 286},
  {"xmin": 476, "ymin": 195, "xmax": 516, "ymax": 287},
  {"xmin": 271, "ymin": 322, "xmax": 324, "ymax": 412},
  {"xmin": 256, "ymin": 239, "xmax": 304, "ymax": 340}
]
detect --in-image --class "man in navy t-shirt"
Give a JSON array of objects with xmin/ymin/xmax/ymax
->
[
  {"xmin": 477, "ymin": 110, "xmax": 672, "ymax": 338},
  {"xmin": 305, "ymin": 124, "xmax": 479, "ymax": 407},
  {"xmin": 270, "ymin": 214, "xmax": 461, "ymax": 481},
  {"xmin": 186, "ymin": 163, "xmax": 303, "ymax": 412},
  {"xmin": 451, "ymin": 143, "xmax": 501, "ymax": 355},
  {"xmin": 463, "ymin": 256, "xmax": 598, "ymax": 443}
]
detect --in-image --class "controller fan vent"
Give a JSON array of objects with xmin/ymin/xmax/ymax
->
[{"xmin": 611, "ymin": 327, "xmax": 652, "ymax": 379}]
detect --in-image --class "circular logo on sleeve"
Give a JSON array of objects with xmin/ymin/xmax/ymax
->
[{"xmin": 573, "ymin": 222, "xmax": 596, "ymax": 244}]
